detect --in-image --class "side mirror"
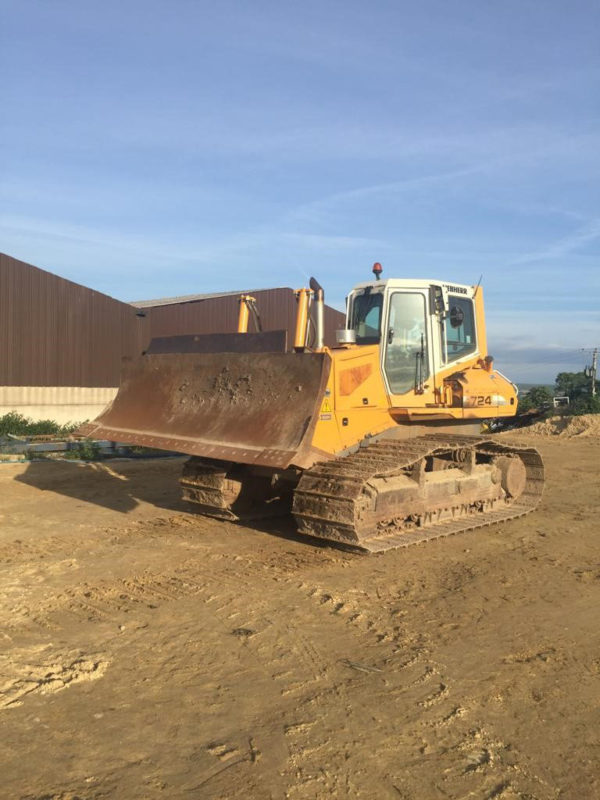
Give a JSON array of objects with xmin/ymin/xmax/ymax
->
[
  {"xmin": 449, "ymin": 306, "xmax": 465, "ymax": 328},
  {"xmin": 430, "ymin": 284, "xmax": 449, "ymax": 315},
  {"xmin": 387, "ymin": 327, "xmax": 394, "ymax": 344}
]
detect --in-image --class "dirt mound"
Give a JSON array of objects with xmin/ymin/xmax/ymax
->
[{"xmin": 521, "ymin": 413, "xmax": 600, "ymax": 438}]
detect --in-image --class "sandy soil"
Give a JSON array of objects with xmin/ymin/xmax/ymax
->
[
  {"xmin": 521, "ymin": 413, "xmax": 600, "ymax": 438},
  {"xmin": 0, "ymin": 439, "xmax": 598, "ymax": 800}
]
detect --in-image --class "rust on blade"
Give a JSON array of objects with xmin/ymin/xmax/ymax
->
[
  {"xmin": 146, "ymin": 330, "xmax": 288, "ymax": 355},
  {"xmin": 79, "ymin": 351, "xmax": 331, "ymax": 469}
]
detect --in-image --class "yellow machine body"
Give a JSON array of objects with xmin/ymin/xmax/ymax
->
[
  {"xmin": 81, "ymin": 277, "xmax": 519, "ymax": 471},
  {"xmin": 309, "ymin": 281, "xmax": 517, "ymax": 459}
]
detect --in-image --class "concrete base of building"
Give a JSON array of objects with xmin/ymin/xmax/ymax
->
[{"xmin": 0, "ymin": 386, "xmax": 118, "ymax": 425}]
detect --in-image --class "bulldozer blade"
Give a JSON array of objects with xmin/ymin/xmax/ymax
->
[{"xmin": 79, "ymin": 351, "xmax": 331, "ymax": 469}]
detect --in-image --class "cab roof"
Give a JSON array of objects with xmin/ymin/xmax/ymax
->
[{"xmin": 350, "ymin": 278, "xmax": 476, "ymax": 296}]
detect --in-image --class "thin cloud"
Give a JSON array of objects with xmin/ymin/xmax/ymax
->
[
  {"xmin": 509, "ymin": 218, "xmax": 600, "ymax": 265},
  {"xmin": 287, "ymin": 166, "xmax": 483, "ymax": 227},
  {"xmin": 286, "ymin": 131, "xmax": 599, "ymax": 226}
]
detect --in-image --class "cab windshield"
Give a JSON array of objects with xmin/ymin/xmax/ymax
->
[{"xmin": 349, "ymin": 290, "xmax": 383, "ymax": 344}]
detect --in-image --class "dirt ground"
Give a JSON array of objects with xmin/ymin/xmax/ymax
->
[{"xmin": 0, "ymin": 438, "xmax": 598, "ymax": 800}]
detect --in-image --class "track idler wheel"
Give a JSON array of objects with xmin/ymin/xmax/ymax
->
[{"xmin": 494, "ymin": 455, "xmax": 527, "ymax": 500}]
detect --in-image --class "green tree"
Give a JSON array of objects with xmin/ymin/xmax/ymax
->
[
  {"xmin": 518, "ymin": 386, "xmax": 553, "ymax": 413},
  {"xmin": 554, "ymin": 371, "xmax": 600, "ymax": 414},
  {"xmin": 555, "ymin": 371, "xmax": 591, "ymax": 399},
  {"xmin": 570, "ymin": 395, "xmax": 600, "ymax": 415}
]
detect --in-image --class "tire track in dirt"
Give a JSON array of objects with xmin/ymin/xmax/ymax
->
[
  {"xmin": 115, "ymin": 560, "xmax": 387, "ymax": 797},
  {"xmin": 0, "ymin": 529, "xmax": 563, "ymax": 799},
  {"xmin": 284, "ymin": 579, "xmax": 560, "ymax": 800},
  {"xmin": 20, "ymin": 793, "xmax": 101, "ymax": 800},
  {"xmin": 6, "ymin": 546, "xmax": 256, "ymax": 631},
  {"xmin": 0, "ymin": 536, "xmax": 76, "ymax": 565},
  {"xmin": 0, "ymin": 645, "xmax": 109, "ymax": 710},
  {"xmin": 300, "ymin": 572, "xmax": 564, "ymax": 799},
  {"xmin": 258, "ymin": 578, "xmax": 426, "ymax": 798},
  {"xmin": 32, "ymin": 571, "xmax": 238, "ymax": 628},
  {"xmin": 0, "ymin": 512, "xmax": 218, "ymax": 566}
]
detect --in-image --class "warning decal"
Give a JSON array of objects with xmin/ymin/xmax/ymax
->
[{"xmin": 321, "ymin": 398, "xmax": 332, "ymax": 413}]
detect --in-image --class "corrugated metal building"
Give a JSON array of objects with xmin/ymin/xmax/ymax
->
[
  {"xmin": 1, "ymin": 253, "xmax": 345, "ymax": 422},
  {"xmin": 133, "ymin": 288, "xmax": 344, "ymax": 348},
  {"xmin": 0, "ymin": 253, "xmax": 149, "ymax": 422}
]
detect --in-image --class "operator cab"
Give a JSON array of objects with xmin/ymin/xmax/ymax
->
[{"xmin": 340, "ymin": 264, "xmax": 480, "ymax": 397}]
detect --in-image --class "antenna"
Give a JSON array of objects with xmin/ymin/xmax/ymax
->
[{"xmin": 472, "ymin": 274, "xmax": 483, "ymax": 298}]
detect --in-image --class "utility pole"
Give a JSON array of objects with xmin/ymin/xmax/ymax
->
[{"xmin": 582, "ymin": 347, "xmax": 598, "ymax": 397}]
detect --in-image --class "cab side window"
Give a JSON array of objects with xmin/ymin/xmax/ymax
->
[{"xmin": 445, "ymin": 297, "xmax": 476, "ymax": 360}]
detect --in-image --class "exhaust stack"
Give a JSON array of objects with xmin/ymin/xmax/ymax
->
[{"xmin": 309, "ymin": 277, "xmax": 325, "ymax": 350}]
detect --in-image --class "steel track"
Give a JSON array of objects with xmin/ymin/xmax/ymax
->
[
  {"xmin": 292, "ymin": 435, "xmax": 544, "ymax": 552},
  {"xmin": 179, "ymin": 435, "xmax": 544, "ymax": 553}
]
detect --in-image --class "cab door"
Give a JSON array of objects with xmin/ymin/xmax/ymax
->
[{"xmin": 382, "ymin": 290, "xmax": 437, "ymax": 407}]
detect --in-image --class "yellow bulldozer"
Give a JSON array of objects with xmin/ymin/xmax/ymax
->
[{"xmin": 81, "ymin": 264, "xmax": 543, "ymax": 552}]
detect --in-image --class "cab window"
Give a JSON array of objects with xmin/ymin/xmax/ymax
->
[
  {"xmin": 350, "ymin": 291, "xmax": 383, "ymax": 344},
  {"xmin": 445, "ymin": 296, "xmax": 476, "ymax": 360}
]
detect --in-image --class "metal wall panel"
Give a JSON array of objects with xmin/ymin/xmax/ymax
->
[
  {"xmin": 0, "ymin": 253, "xmax": 149, "ymax": 387},
  {"xmin": 145, "ymin": 288, "xmax": 345, "ymax": 348},
  {"xmin": 0, "ymin": 254, "xmax": 346, "ymax": 389}
]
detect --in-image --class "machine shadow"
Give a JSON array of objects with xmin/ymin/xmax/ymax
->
[
  {"xmin": 15, "ymin": 459, "xmax": 358, "ymax": 553},
  {"xmin": 242, "ymin": 514, "xmax": 359, "ymax": 554},
  {"xmin": 15, "ymin": 457, "xmax": 189, "ymax": 514}
]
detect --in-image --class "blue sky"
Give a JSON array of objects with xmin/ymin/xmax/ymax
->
[{"xmin": 1, "ymin": 0, "xmax": 599, "ymax": 382}]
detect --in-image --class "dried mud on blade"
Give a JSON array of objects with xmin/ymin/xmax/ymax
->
[{"xmin": 79, "ymin": 351, "xmax": 330, "ymax": 469}]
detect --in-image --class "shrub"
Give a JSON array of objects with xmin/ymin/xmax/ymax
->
[
  {"xmin": 569, "ymin": 395, "xmax": 600, "ymax": 416},
  {"xmin": 0, "ymin": 412, "xmax": 78, "ymax": 438},
  {"xmin": 61, "ymin": 440, "xmax": 102, "ymax": 461}
]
